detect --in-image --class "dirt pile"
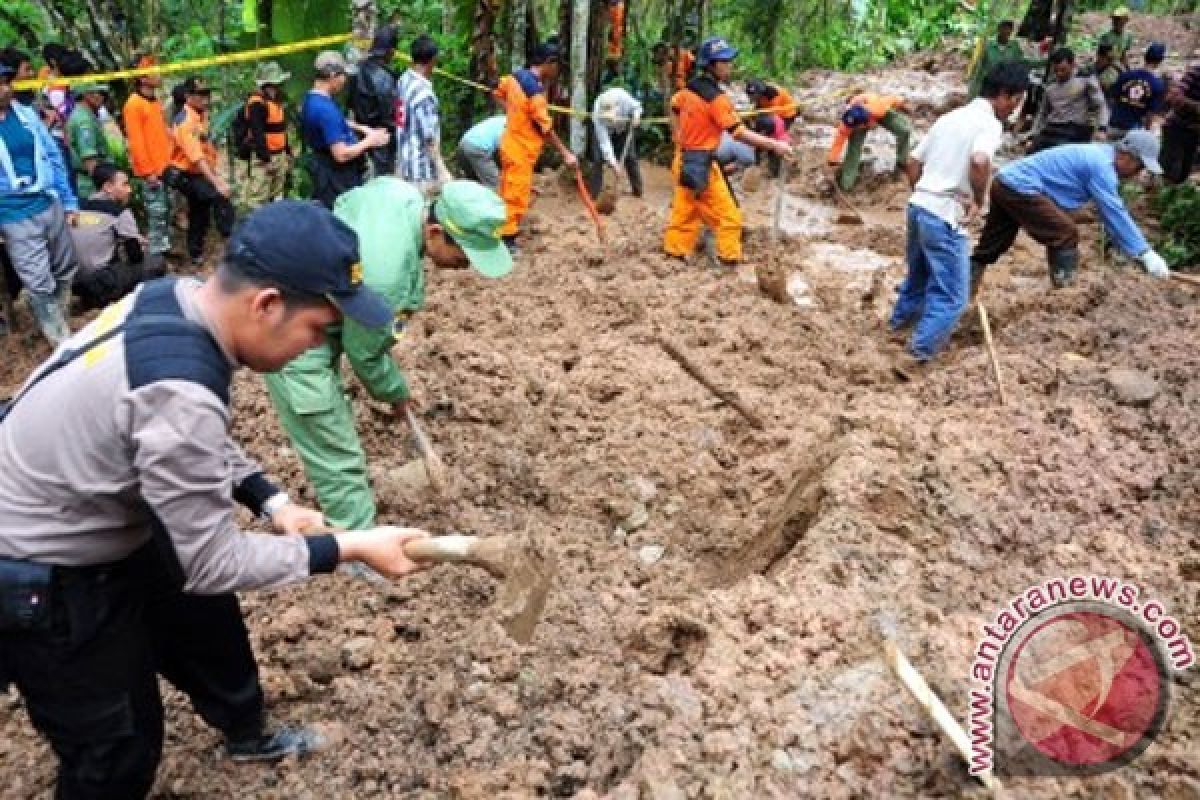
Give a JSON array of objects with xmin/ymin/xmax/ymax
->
[{"xmin": 2, "ymin": 33, "xmax": 1199, "ymax": 799}]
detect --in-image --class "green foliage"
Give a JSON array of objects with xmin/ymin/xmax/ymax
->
[{"xmin": 1152, "ymin": 184, "xmax": 1200, "ymax": 269}]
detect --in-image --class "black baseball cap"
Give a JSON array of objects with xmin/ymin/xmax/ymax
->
[
  {"xmin": 180, "ymin": 76, "xmax": 212, "ymax": 95},
  {"xmin": 227, "ymin": 201, "xmax": 391, "ymax": 329}
]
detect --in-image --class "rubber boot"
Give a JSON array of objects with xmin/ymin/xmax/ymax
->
[
  {"xmin": 54, "ymin": 280, "xmax": 73, "ymax": 317},
  {"xmin": 1049, "ymin": 248, "xmax": 1079, "ymax": 289},
  {"xmin": 29, "ymin": 291, "xmax": 70, "ymax": 346}
]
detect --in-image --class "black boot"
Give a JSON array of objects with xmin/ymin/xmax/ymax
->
[
  {"xmin": 225, "ymin": 725, "xmax": 323, "ymax": 763},
  {"xmin": 1049, "ymin": 248, "xmax": 1079, "ymax": 288}
]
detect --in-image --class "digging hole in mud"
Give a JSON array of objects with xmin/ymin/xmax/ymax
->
[{"xmin": 711, "ymin": 441, "xmax": 838, "ymax": 586}]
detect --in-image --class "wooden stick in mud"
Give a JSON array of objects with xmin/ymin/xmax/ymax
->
[
  {"xmin": 830, "ymin": 179, "xmax": 865, "ymax": 225},
  {"xmin": 770, "ymin": 159, "xmax": 790, "ymax": 244},
  {"xmin": 882, "ymin": 638, "xmax": 1002, "ymax": 793},
  {"xmin": 1170, "ymin": 272, "xmax": 1200, "ymax": 288},
  {"xmin": 976, "ymin": 301, "xmax": 1006, "ymax": 406},
  {"xmin": 658, "ymin": 337, "xmax": 765, "ymax": 429}
]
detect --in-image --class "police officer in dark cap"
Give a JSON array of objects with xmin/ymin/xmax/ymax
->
[
  {"xmin": 350, "ymin": 24, "xmax": 401, "ymax": 177},
  {"xmin": 0, "ymin": 200, "xmax": 433, "ymax": 799}
]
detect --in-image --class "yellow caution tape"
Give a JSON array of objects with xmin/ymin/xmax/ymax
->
[
  {"xmin": 13, "ymin": 30, "xmax": 841, "ymax": 129},
  {"xmin": 13, "ymin": 33, "xmax": 352, "ymax": 91}
]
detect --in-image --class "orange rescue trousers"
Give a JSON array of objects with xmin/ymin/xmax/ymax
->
[
  {"xmin": 663, "ymin": 152, "xmax": 742, "ymax": 262},
  {"xmin": 498, "ymin": 147, "xmax": 536, "ymax": 237}
]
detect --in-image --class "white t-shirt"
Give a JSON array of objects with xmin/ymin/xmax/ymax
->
[{"xmin": 909, "ymin": 98, "xmax": 1003, "ymax": 229}]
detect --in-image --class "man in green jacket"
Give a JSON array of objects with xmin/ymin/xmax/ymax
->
[
  {"xmin": 66, "ymin": 82, "xmax": 112, "ymax": 197},
  {"xmin": 969, "ymin": 21, "xmax": 1028, "ymax": 98},
  {"xmin": 264, "ymin": 178, "xmax": 512, "ymax": 531}
]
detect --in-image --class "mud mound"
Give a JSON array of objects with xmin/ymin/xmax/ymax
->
[{"xmin": 2, "ymin": 58, "xmax": 1198, "ymax": 797}]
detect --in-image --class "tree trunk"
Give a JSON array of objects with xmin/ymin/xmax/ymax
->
[
  {"xmin": 463, "ymin": 0, "xmax": 501, "ymax": 134},
  {"xmin": 512, "ymin": 0, "xmax": 528, "ymax": 71},
  {"xmin": 569, "ymin": 0, "xmax": 589, "ymax": 153}
]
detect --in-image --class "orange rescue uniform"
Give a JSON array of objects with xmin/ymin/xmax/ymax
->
[
  {"xmin": 123, "ymin": 91, "xmax": 173, "ymax": 178},
  {"xmin": 758, "ymin": 86, "xmax": 798, "ymax": 124},
  {"xmin": 607, "ymin": 2, "xmax": 625, "ymax": 59},
  {"xmin": 170, "ymin": 105, "xmax": 219, "ymax": 174},
  {"xmin": 827, "ymin": 93, "xmax": 904, "ymax": 163},
  {"xmin": 664, "ymin": 75, "xmax": 745, "ymax": 262},
  {"xmin": 494, "ymin": 69, "xmax": 553, "ymax": 237},
  {"xmin": 245, "ymin": 92, "xmax": 289, "ymax": 154}
]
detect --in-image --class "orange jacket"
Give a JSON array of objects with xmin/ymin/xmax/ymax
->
[
  {"xmin": 758, "ymin": 86, "xmax": 798, "ymax": 122},
  {"xmin": 607, "ymin": 2, "xmax": 625, "ymax": 59},
  {"xmin": 170, "ymin": 105, "xmax": 218, "ymax": 173},
  {"xmin": 671, "ymin": 75, "xmax": 742, "ymax": 151},
  {"xmin": 828, "ymin": 93, "xmax": 905, "ymax": 164},
  {"xmin": 123, "ymin": 91, "xmax": 173, "ymax": 178},
  {"xmin": 495, "ymin": 69, "xmax": 553, "ymax": 160}
]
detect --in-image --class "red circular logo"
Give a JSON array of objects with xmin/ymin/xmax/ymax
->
[{"xmin": 1004, "ymin": 609, "xmax": 1165, "ymax": 768}]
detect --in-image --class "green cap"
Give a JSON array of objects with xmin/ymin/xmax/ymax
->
[
  {"xmin": 433, "ymin": 181, "xmax": 513, "ymax": 278},
  {"xmin": 74, "ymin": 81, "xmax": 110, "ymax": 94}
]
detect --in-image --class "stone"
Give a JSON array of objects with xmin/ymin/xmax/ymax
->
[
  {"xmin": 629, "ymin": 476, "xmax": 658, "ymax": 504},
  {"xmin": 340, "ymin": 637, "xmax": 376, "ymax": 671},
  {"xmin": 638, "ymin": 544, "xmax": 666, "ymax": 566},
  {"xmin": 770, "ymin": 749, "xmax": 794, "ymax": 772},
  {"xmin": 1105, "ymin": 368, "xmax": 1160, "ymax": 407},
  {"xmin": 624, "ymin": 503, "xmax": 651, "ymax": 531},
  {"xmin": 277, "ymin": 606, "xmax": 310, "ymax": 643},
  {"xmin": 305, "ymin": 644, "xmax": 340, "ymax": 685}
]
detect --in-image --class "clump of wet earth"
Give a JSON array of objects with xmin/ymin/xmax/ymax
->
[{"xmin": 3, "ymin": 23, "xmax": 1200, "ymax": 798}]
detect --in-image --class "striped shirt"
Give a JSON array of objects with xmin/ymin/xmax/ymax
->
[{"xmin": 395, "ymin": 68, "xmax": 440, "ymax": 183}]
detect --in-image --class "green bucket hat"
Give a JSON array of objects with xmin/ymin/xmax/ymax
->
[
  {"xmin": 254, "ymin": 61, "xmax": 291, "ymax": 86},
  {"xmin": 434, "ymin": 181, "xmax": 513, "ymax": 278}
]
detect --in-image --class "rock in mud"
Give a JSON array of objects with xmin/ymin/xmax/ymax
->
[
  {"xmin": 638, "ymin": 544, "xmax": 666, "ymax": 565},
  {"xmin": 340, "ymin": 636, "xmax": 376, "ymax": 671},
  {"xmin": 1105, "ymin": 368, "xmax": 1160, "ymax": 407}
]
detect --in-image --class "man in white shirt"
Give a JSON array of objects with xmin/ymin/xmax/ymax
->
[
  {"xmin": 888, "ymin": 62, "xmax": 1030, "ymax": 367},
  {"xmin": 588, "ymin": 85, "xmax": 644, "ymax": 197}
]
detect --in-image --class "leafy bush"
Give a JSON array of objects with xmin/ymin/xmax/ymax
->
[{"xmin": 1152, "ymin": 183, "xmax": 1200, "ymax": 269}]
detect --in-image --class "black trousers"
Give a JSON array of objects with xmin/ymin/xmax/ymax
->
[
  {"xmin": 74, "ymin": 255, "xmax": 167, "ymax": 312},
  {"xmin": 1029, "ymin": 122, "xmax": 1093, "ymax": 154},
  {"xmin": 307, "ymin": 152, "xmax": 365, "ymax": 210},
  {"xmin": 178, "ymin": 174, "xmax": 235, "ymax": 259},
  {"xmin": 587, "ymin": 129, "xmax": 644, "ymax": 198},
  {"xmin": 1162, "ymin": 124, "xmax": 1198, "ymax": 185},
  {"xmin": 0, "ymin": 546, "xmax": 265, "ymax": 800}
]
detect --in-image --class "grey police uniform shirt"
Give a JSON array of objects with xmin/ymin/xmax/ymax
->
[
  {"xmin": 69, "ymin": 198, "xmax": 142, "ymax": 274},
  {"xmin": 0, "ymin": 278, "xmax": 315, "ymax": 593},
  {"xmin": 1037, "ymin": 74, "xmax": 1110, "ymax": 130}
]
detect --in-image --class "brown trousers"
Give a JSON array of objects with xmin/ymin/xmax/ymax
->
[{"xmin": 972, "ymin": 179, "xmax": 1079, "ymax": 268}]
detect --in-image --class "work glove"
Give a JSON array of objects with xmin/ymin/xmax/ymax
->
[
  {"xmin": 1140, "ymin": 249, "xmax": 1169, "ymax": 278},
  {"xmin": 631, "ymin": 112, "xmax": 642, "ymax": 129}
]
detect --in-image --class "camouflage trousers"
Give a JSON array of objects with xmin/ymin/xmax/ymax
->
[
  {"xmin": 236, "ymin": 153, "xmax": 289, "ymax": 213},
  {"xmin": 138, "ymin": 178, "xmax": 171, "ymax": 256}
]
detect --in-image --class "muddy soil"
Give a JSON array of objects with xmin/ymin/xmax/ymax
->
[{"xmin": 3, "ymin": 21, "xmax": 1200, "ymax": 800}]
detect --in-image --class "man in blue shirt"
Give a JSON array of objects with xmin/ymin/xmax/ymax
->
[
  {"xmin": 971, "ymin": 131, "xmax": 1168, "ymax": 290},
  {"xmin": 300, "ymin": 51, "xmax": 390, "ymax": 208},
  {"xmin": 1108, "ymin": 43, "xmax": 1168, "ymax": 139},
  {"xmin": 456, "ymin": 115, "xmax": 505, "ymax": 188},
  {"xmin": 0, "ymin": 61, "xmax": 78, "ymax": 345}
]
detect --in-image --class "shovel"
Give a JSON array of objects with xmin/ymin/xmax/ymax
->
[
  {"xmin": 404, "ymin": 406, "xmax": 448, "ymax": 495},
  {"xmin": 402, "ymin": 533, "xmax": 556, "ymax": 643}
]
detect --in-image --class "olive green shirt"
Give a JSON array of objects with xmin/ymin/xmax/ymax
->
[
  {"xmin": 66, "ymin": 105, "xmax": 109, "ymax": 197},
  {"xmin": 330, "ymin": 176, "xmax": 427, "ymax": 402},
  {"xmin": 1098, "ymin": 30, "xmax": 1134, "ymax": 65}
]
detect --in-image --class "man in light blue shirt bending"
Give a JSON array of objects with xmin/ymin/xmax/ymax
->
[
  {"xmin": 971, "ymin": 131, "xmax": 1169, "ymax": 289},
  {"xmin": 456, "ymin": 115, "xmax": 506, "ymax": 189}
]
